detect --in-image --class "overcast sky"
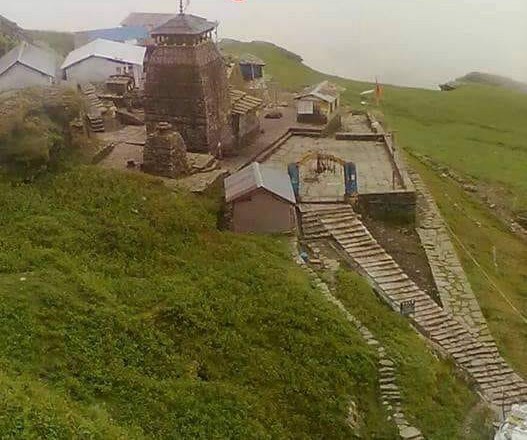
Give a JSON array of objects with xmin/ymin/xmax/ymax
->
[{"xmin": 3, "ymin": 0, "xmax": 527, "ymax": 88}]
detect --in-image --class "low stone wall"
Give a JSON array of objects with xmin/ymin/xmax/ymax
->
[
  {"xmin": 358, "ymin": 191, "xmax": 417, "ymax": 224},
  {"xmin": 409, "ymin": 169, "xmax": 493, "ymax": 344}
]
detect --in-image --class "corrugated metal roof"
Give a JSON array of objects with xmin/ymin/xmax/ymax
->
[
  {"xmin": 151, "ymin": 14, "xmax": 217, "ymax": 36},
  {"xmin": 75, "ymin": 26, "xmax": 148, "ymax": 44},
  {"xmin": 230, "ymin": 89, "xmax": 263, "ymax": 115},
  {"xmin": 296, "ymin": 80, "xmax": 345, "ymax": 103},
  {"xmin": 61, "ymin": 39, "xmax": 146, "ymax": 70},
  {"xmin": 0, "ymin": 42, "xmax": 57, "ymax": 77},
  {"xmin": 121, "ymin": 12, "xmax": 176, "ymax": 29},
  {"xmin": 225, "ymin": 162, "xmax": 296, "ymax": 204}
]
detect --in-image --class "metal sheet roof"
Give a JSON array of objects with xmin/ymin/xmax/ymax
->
[
  {"xmin": 296, "ymin": 80, "xmax": 345, "ymax": 103},
  {"xmin": 61, "ymin": 39, "xmax": 146, "ymax": 70},
  {"xmin": 151, "ymin": 14, "xmax": 217, "ymax": 36},
  {"xmin": 0, "ymin": 42, "xmax": 57, "ymax": 77},
  {"xmin": 75, "ymin": 26, "xmax": 148, "ymax": 44},
  {"xmin": 225, "ymin": 162, "xmax": 296, "ymax": 204}
]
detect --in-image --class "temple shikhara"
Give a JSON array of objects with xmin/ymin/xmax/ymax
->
[{"xmin": 144, "ymin": 4, "xmax": 234, "ymax": 158}]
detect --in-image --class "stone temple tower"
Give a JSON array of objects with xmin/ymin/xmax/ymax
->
[{"xmin": 144, "ymin": 8, "xmax": 234, "ymax": 157}]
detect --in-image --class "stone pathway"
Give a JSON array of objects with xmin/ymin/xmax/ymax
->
[
  {"xmin": 409, "ymin": 169, "xmax": 493, "ymax": 344},
  {"xmin": 291, "ymin": 240, "xmax": 424, "ymax": 439},
  {"xmin": 299, "ymin": 204, "xmax": 527, "ymax": 412}
]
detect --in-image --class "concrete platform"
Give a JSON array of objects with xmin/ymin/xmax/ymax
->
[{"xmin": 263, "ymin": 135, "xmax": 406, "ymax": 201}]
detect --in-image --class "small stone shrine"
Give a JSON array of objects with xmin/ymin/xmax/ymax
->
[{"xmin": 143, "ymin": 122, "xmax": 190, "ymax": 178}]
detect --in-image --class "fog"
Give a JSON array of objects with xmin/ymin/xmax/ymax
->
[{"xmin": 4, "ymin": 0, "xmax": 527, "ymax": 88}]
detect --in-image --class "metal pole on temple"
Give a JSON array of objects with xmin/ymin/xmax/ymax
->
[{"xmin": 179, "ymin": 0, "xmax": 184, "ymax": 14}]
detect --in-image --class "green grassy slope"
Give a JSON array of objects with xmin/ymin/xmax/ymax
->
[
  {"xmin": 381, "ymin": 84, "xmax": 527, "ymax": 210},
  {"xmin": 26, "ymin": 30, "xmax": 74, "ymax": 57},
  {"xmin": 0, "ymin": 167, "xmax": 398, "ymax": 439}
]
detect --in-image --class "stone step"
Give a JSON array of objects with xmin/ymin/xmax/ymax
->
[
  {"xmin": 346, "ymin": 244, "xmax": 383, "ymax": 256},
  {"xmin": 331, "ymin": 226, "xmax": 368, "ymax": 237},
  {"xmin": 342, "ymin": 238, "xmax": 374, "ymax": 248},
  {"xmin": 338, "ymin": 232, "xmax": 373, "ymax": 243},
  {"xmin": 320, "ymin": 215, "xmax": 359, "ymax": 225},
  {"xmin": 381, "ymin": 279, "xmax": 417, "ymax": 292},
  {"xmin": 376, "ymin": 273, "xmax": 409, "ymax": 284}
]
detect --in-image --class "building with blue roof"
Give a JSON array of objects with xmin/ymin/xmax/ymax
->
[{"xmin": 74, "ymin": 26, "xmax": 149, "ymax": 48}]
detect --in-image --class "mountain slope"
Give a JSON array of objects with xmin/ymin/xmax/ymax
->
[
  {"xmin": 0, "ymin": 166, "xmax": 399, "ymax": 439},
  {"xmin": 457, "ymin": 72, "xmax": 527, "ymax": 93}
]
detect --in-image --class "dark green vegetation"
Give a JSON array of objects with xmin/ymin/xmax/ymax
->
[
  {"xmin": 0, "ymin": 88, "xmax": 85, "ymax": 177},
  {"xmin": 222, "ymin": 38, "xmax": 527, "ymax": 377},
  {"xmin": 335, "ymin": 271, "xmax": 494, "ymax": 439},
  {"xmin": 0, "ymin": 14, "xmax": 25, "ymax": 56},
  {"xmin": 26, "ymin": 30, "xmax": 75, "ymax": 57},
  {"xmin": 0, "ymin": 167, "xmax": 399, "ymax": 438},
  {"xmin": 0, "ymin": 32, "xmax": 17, "ymax": 56}
]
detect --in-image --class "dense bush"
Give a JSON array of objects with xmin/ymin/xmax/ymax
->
[{"xmin": 0, "ymin": 88, "xmax": 84, "ymax": 178}]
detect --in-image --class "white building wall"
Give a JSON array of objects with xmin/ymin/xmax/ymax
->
[
  {"xmin": 0, "ymin": 63, "xmax": 54, "ymax": 92},
  {"xmin": 64, "ymin": 56, "xmax": 142, "ymax": 87}
]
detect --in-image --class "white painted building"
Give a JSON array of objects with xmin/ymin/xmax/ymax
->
[
  {"xmin": 61, "ymin": 39, "xmax": 146, "ymax": 87},
  {"xmin": 0, "ymin": 42, "xmax": 58, "ymax": 92}
]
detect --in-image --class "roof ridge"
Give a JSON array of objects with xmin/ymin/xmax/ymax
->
[
  {"xmin": 253, "ymin": 162, "xmax": 264, "ymax": 189},
  {"xmin": 16, "ymin": 41, "xmax": 27, "ymax": 63}
]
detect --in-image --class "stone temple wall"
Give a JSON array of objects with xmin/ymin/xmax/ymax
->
[{"xmin": 144, "ymin": 41, "xmax": 234, "ymax": 157}]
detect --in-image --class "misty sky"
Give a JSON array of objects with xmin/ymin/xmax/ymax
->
[{"xmin": 3, "ymin": 0, "xmax": 527, "ymax": 88}]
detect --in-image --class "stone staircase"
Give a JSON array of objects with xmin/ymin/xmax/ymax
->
[
  {"xmin": 300, "ymin": 204, "xmax": 527, "ymax": 411},
  {"xmin": 81, "ymin": 83, "xmax": 105, "ymax": 133}
]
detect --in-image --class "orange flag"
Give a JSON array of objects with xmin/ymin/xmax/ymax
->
[{"xmin": 375, "ymin": 78, "xmax": 384, "ymax": 105}]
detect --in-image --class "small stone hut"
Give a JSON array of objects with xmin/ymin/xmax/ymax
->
[{"xmin": 225, "ymin": 162, "xmax": 297, "ymax": 234}]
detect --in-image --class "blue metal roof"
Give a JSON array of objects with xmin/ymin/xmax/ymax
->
[{"xmin": 76, "ymin": 26, "xmax": 148, "ymax": 44}]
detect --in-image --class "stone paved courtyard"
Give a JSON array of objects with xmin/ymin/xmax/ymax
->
[{"xmin": 263, "ymin": 136, "xmax": 404, "ymax": 202}]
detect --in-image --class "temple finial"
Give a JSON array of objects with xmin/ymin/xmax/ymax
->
[{"xmin": 179, "ymin": 0, "xmax": 184, "ymax": 14}]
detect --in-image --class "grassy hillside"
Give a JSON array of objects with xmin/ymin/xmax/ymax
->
[
  {"xmin": 381, "ymin": 84, "xmax": 527, "ymax": 211},
  {"xmin": 0, "ymin": 166, "xmax": 399, "ymax": 439},
  {"xmin": 26, "ymin": 30, "xmax": 74, "ymax": 57},
  {"xmin": 221, "ymin": 40, "xmax": 527, "ymax": 376},
  {"xmin": 458, "ymin": 72, "xmax": 527, "ymax": 93}
]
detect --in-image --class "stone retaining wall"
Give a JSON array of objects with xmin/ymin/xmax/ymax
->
[{"xmin": 409, "ymin": 169, "xmax": 493, "ymax": 344}]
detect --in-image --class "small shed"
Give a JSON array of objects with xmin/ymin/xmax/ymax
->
[
  {"xmin": 239, "ymin": 54, "xmax": 266, "ymax": 81},
  {"xmin": 230, "ymin": 89, "xmax": 263, "ymax": 146},
  {"xmin": 0, "ymin": 42, "xmax": 58, "ymax": 92},
  {"xmin": 61, "ymin": 39, "xmax": 146, "ymax": 87},
  {"xmin": 295, "ymin": 80, "xmax": 344, "ymax": 124},
  {"xmin": 225, "ymin": 162, "xmax": 297, "ymax": 234}
]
